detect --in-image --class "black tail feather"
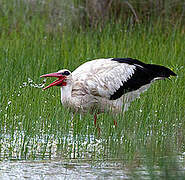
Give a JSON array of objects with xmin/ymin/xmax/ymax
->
[
  {"xmin": 109, "ymin": 58, "xmax": 176, "ymax": 100},
  {"xmin": 146, "ymin": 64, "xmax": 177, "ymax": 78},
  {"xmin": 111, "ymin": 58, "xmax": 177, "ymax": 78}
]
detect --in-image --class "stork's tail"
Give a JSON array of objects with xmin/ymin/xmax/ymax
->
[
  {"xmin": 146, "ymin": 64, "xmax": 177, "ymax": 79},
  {"xmin": 112, "ymin": 58, "xmax": 177, "ymax": 78}
]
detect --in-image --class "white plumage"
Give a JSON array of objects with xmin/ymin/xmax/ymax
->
[{"xmin": 40, "ymin": 58, "xmax": 176, "ymax": 114}]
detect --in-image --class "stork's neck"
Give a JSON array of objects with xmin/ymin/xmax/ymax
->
[{"xmin": 60, "ymin": 83, "xmax": 72, "ymax": 104}]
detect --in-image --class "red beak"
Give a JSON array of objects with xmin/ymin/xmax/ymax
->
[{"xmin": 40, "ymin": 72, "xmax": 67, "ymax": 90}]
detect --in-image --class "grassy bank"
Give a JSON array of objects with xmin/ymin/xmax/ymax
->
[{"xmin": 0, "ymin": 1, "xmax": 185, "ymax": 178}]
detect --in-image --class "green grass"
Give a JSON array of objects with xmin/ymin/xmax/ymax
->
[{"xmin": 0, "ymin": 2, "xmax": 185, "ymax": 178}]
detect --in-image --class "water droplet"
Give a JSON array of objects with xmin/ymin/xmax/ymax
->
[
  {"xmin": 22, "ymin": 82, "xmax": 27, "ymax": 87},
  {"xmin": 8, "ymin": 101, "xmax": 11, "ymax": 105},
  {"xmin": 159, "ymin": 120, "xmax": 162, "ymax": 123},
  {"xmin": 28, "ymin": 78, "xmax": 32, "ymax": 83}
]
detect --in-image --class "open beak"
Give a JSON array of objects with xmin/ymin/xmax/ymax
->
[{"xmin": 40, "ymin": 72, "xmax": 66, "ymax": 90}]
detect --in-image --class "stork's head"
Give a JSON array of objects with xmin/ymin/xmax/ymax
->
[{"xmin": 40, "ymin": 69, "xmax": 72, "ymax": 90}]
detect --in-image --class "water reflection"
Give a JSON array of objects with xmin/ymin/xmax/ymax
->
[
  {"xmin": 0, "ymin": 130, "xmax": 107, "ymax": 160},
  {"xmin": 0, "ymin": 160, "xmax": 129, "ymax": 179},
  {"xmin": 0, "ymin": 156, "xmax": 184, "ymax": 179},
  {"xmin": 0, "ymin": 129, "xmax": 185, "ymax": 179}
]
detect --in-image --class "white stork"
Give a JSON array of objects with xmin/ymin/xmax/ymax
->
[{"xmin": 40, "ymin": 58, "xmax": 176, "ymax": 116}]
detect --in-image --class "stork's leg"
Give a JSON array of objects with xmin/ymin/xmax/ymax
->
[
  {"xmin": 94, "ymin": 114, "xmax": 97, "ymax": 126},
  {"xmin": 94, "ymin": 113, "xmax": 101, "ymax": 135},
  {"xmin": 113, "ymin": 113, "xmax": 120, "ymax": 127},
  {"xmin": 114, "ymin": 119, "xmax": 117, "ymax": 127}
]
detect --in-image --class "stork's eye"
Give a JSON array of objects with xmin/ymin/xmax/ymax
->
[{"xmin": 62, "ymin": 71, "xmax": 70, "ymax": 76}]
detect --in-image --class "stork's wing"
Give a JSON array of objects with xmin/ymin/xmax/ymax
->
[{"xmin": 72, "ymin": 58, "xmax": 176, "ymax": 100}]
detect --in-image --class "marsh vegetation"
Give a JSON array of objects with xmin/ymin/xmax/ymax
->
[{"xmin": 0, "ymin": 0, "xmax": 184, "ymax": 179}]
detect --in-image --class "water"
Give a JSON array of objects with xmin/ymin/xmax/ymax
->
[
  {"xmin": 0, "ymin": 129, "xmax": 185, "ymax": 179},
  {"xmin": 0, "ymin": 130, "xmax": 129, "ymax": 179},
  {"xmin": 0, "ymin": 160, "xmax": 129, "ymax": 179},
  {"xmin": 23, "ymin": 77, "xmax": 46, "ymax": 89},
  {"xmin": 0, "ymin": 156, "xmax": 184, "ymax": 179}
]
